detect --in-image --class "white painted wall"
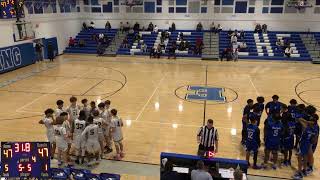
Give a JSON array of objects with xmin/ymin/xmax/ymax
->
[
  {"xmin": 0, "ymin": 8, "xmax": 82, "ymax": 53},
  {"xmin": 83, "ymin": 0, "xmax": 320, "ymax": 32}
]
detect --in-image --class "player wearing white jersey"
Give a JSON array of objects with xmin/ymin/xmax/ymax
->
[
  {"xmin": 59, "ymin": 112, "xmax": 72, "ymax": 163},
  {"xmin": 55, "ymin": 100, "xmax": 65, "ymax": 117},
  {"xmin": 66, "ymin": 96, "xmax": 81, "ymax": 121},
  {"xmin": 104, "ymin": 100, "xmax": 113, "ymax": 153},
  {"xmin": 110, "ymin": 109, "xmax": 125, "ymax": 160},
  {"xmin": 81, "ymin": 116, "xmax": 100, "ymax": 164},
  {"xmin": 38, "ymin": 108, "xmax": 56, "ymax": 159},
  {"xmin": 72, "ymin": 111, "xmax": 87, "ymax": 164},
  {"xmin": 54, "ymin": 116, "xmax": 69, "ymax": 166},
  {"xmin": 93, "ymin": 110, "xmax": 105, "ymax": 158}
]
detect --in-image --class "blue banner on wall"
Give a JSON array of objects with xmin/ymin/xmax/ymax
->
[{"xmin": 0, "ymin": 43, "xmax": 36, "ymax": 74}]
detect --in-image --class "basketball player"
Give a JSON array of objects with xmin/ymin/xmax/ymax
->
[
  {"xmin": 90, "ymin": 101, "xmax": 97, "ymax": 116},
  {"xmin": 241, "ymin": 99, "xmax": 254, "ymax": 145},
  {"xmin": 288, "ymin": 99, "xmax": 298, "ymax": 120},
  {"xmin": 38, "ymin": 108, "xmax": 56, "ymax": 159},
  {"xmin": 293, "ymin": 116, "xmax": 315, "ymax": 179},
  {"xmin": 110, "ymin": 109, "xmax": 125, "ymax": 160},
  {"xmin": 81, "ymin": 116, "xmax": 100, "ymax": 165},
  {"xmin": 281, "ymin": 105, "xmax": 296, "ymax": 166},
  {"xmin": 265, "ymin": 95, "xmax": 282, "ymax": 116},
  {"xmin": 104, "ymin": 100, "xmax": 113, "ymax": 153},
  {"xmin": 92, "ymin": 110, "xmax": 105, "ymax": 158},
  {"xmin": 66, "ymin": 96, "xmax": 80, "ymax": 121},
  {"xmin": 253, "ymin": 96, "xmax": 265, "ymax": 126},
  {"xmin": 309, "ymin": 114, "xmax": 319, "ymax": 174},
  {"xmin": 246, "ymin": 117, "xmax": 261, "ymax": 169},
  {"xmin": 72, "ymin": 110, "xmax": 87, "ymax": 164},
  {"xmin": 55, "ymin": 100, "xmax": 65, "ymax": 117},
  {"xmin": 60, "ymin": 112, "xmax": 72, "ymax": 161},
  {"xmin": 54, "ymin": 115, "xmax": 69, "ymax": 166},
  {"xmin": 81, "ymin": 98, "xmax": 91, "ymax": 120},
  {"xmin": 262, "ymin": 113, "xmax": 283, "ymax": 170},
  {"xmin": 294, "ymin": 104, "xmax": 306, "ymax": 149}
]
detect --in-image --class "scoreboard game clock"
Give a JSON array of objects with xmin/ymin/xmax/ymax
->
[
  {"xmin": 0, "ymin": 0, "xmax": 24, "ymax": 19},
  {"xmin": 1, "ymin": 142, "xmax": 51, "ymax": 178}
]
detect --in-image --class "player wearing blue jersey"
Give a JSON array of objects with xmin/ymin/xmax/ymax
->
[
  {"xmin": 294, "ymin": 104, "xmax": 306, "ymax": 149},
  {"xmin": 288, "ymin": 99, "xmax": 298, "ymax": 120},
  {"xmin": 292, "ymin": 114, "xmax": 316, "ymax": 180},
  {"xmin": 265, "ymin": 95, "xmax": 283, "ymax": 117},
  {"xmin": 241, "ymin": 99, "xmax": 254, "ymax": 145},
  {"xmin": 246, "ymin": 117, "xmax": 261, "ymax": 169},
  {"xmin": 281, "ymin": 105, "xmax": 296, "ymax": 166},
  {"xmin": 253, "ymin": 96, "xmax": 265, "ymax": 126},
  {"xmin": 262, "ymin": 113, "xmax": 283, "ymax": 170}
]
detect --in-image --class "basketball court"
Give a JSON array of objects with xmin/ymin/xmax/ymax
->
[{"xmin": 0, "ymin": 55, "xmax": 319, "ymax": 179}]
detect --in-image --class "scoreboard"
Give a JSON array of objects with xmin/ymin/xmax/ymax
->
[
  {"xmin": 0, "ymin": 0, "xmax": 24, "ymax": 19},
  {"xmin": 1, "ymin": 142, "xmax": 51, "ymax": 178}
]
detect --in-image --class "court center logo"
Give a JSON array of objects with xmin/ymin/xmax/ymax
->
[
  {"xmin": 175, "ymin": 84, "xmax": 238, "ymax": 105},
  {"xmin": 185, "ymin": 86, "xmax": 226, "ymax": 102}
]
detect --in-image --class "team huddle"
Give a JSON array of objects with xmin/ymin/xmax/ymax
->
[
  {"xmin": 39, "ymin": 97, "xmax": 124, "ymax": 166},
  {"xmin": 242, "ymin": 95, "xmax": 319, "ymax": 180}
]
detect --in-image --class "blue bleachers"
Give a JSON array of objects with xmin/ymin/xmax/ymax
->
[
  {"xmin": 64, "ymin": 29, "xmax": 118, "ymax": 54},
  {"xmin": 64, "ymin": 28, "xmax": 313, "ymax": 61}
]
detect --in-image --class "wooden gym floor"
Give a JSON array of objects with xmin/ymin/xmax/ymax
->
[{"xmin": 0, "ymin": 55, "xmax": 320, "ymax": 179}]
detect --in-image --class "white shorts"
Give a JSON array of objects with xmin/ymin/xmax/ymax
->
[
  {"xmin": 47, "ymin": 131, "xmax": 55, "ymax": 144},
  {"xmin": 56, "ymin": 141, "xmax": 68, "ymax": 152},
  {"xmin": 73, "ymin": 135, "xmax": 85, "ymax": 150},
  {"xmin": 86, "ymin": 140, "xmax": 100, "ymax": 154},
  {"xmin": 112, "ymin": 134, "xmax": 123, "ymax": 143}
]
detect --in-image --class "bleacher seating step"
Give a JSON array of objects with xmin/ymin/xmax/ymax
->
[{"xmin": 312, "ymin": 58, "xmax": 320, "ymax": 64}]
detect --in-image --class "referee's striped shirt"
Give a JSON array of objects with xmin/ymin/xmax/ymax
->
[{"xmin": 197, "ymin": 126, "xmax": 219, "ymax": 147}]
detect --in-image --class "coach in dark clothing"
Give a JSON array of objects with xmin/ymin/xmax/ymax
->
[
  {"xmin": 35, "ymin": 41, "xmax": 44, "ymax": 62},
  {"xmin": 197, "ymin": 119, "xmax": 219, "ymax": 156},
  {"xmin": 47, "ymin": 42, "xmax": 54, "ymax": 62},
  {"xmin": 161, "ymin": 161, "xmax": 182, "ymax": 180}
]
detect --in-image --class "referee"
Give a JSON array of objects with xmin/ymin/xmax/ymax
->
[{"xmin": 197, "ymin": 119, "xmax": 219, "ymax": 156}]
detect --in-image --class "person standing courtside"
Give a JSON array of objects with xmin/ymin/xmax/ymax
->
[
  {"xmin": 35, "ymin": 41, "xmax": 44, "ymax": 62},
  {"xmin": 197, "ymin": 119, "xmax": 219, "ymax": 156}
]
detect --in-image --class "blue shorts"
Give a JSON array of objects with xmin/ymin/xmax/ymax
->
[
  {"xmin": 282, "ymin": 137, "xmax": 294, "ymax": 150},
  {"xmin": 265, "ymin": 140, "xmax": 280, "ymax": 151},
  {"xmin": 298, "ymin": 143, "xmax": 311, "ymax": 156},
  {"xmin": 246, "ymin": 143, "xmax": 258, "ymax": 152}
]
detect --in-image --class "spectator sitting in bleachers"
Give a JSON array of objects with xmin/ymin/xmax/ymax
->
[
  {"xmin": 154, "ymin": 25, "xmax": 159, "ymax": 33},
  {"xmin": 220, "ymin": 47, "xmax": 232, "ymax": 61},
  {"xmin": 79, "ymin": 39, "xmax": 85, "ymax": 47},
  {"xmin": 195, "ymin": 38, "xmax": 204, "ymax": 55},
  {"xmin": 210, "ymin": 22, "xmax": 216, "ymax": 32},
  {"xmin": 134, "ymin": 33, "xmax": 141, "ymax": 43},
  {"xmin": 68, "ymin": 37, "xmax": 75, "ymax": 47},
  {"xmin": 239, "ymin": 30, "xmax": 245, "ymax": 40},
  {"xmin": 254, "ymin": 23, "xmax": 262, "ymax": 33},
  {"xmin": 227, "ymin": 29, "xmax": 233, "ymax": 38},
  {"xmin": 231, "ymin": 34, "xmax": 237, "ymax": 45},
  {"xmin": 128, "ymin": 28, "xmax": 135, "ymax": 36},
  {"xmin": 276, "ymin": 39, "xmax": 284, "ymax": 50},
  {"xmin": 148, "ymin": 22, "xmax": 154, "ymax": 31},
  {"xmin": 239, "ymin": 42, "xmax": 247, "ymax": 51},
  {"xmin": 285, "ymin": 46, "xmax": 293, "ymax": 57},
  {"xmin": 133, "ymin": 22, "xmax": 140, "ymax": 31},
  {"xmin": 122, "ymin": 37, "xmax": 129, "ymax": 48},
  {"xmin": 196, "ymin": 22, "xmax": 203, "ymax": 32},
  {"xmin": 119, "ymin": 22, "xmax": 124, "ymax": 33},
  {"xmin": 284, "ymin": 38, "xmax": 290, "ymax": 47},
  {"xmin": 168, "ymin": 42, "xmax": 177, "ymax": 59},
  {"xmin": 170, "ymin": 22, "xmax": 176, "ymax": 31},
  {"xmin": 103, "ymin": 34, "xmax": 110, "ymax": 45},
  {"xmin": 141, "ymin": 42, "xmax": 147, "ymax": 53},
  {"xmin": 262, "ymin": 24, "xmax": 268, "ymax": 33},
  {"xmin": 124, "ymin": 22, "xmax": 130, "ymax": 32},
  {"xmin": 89, "ymin": 21, "xmax": 95, "ymax": 29},
  {"xmin": 216, "ymin": 24, "xmax": 222, "ymax": 34},
  {"xmin": 179, "ymin": 41, "xmax": 185, "ymax": 51},
  {"xmin": 105, "ymin": 21, "xmax": 111, "ymax": 30},
  {"xmin": 159, "ymin": 39, "xmax": 165, "ymax": 50},
  {"xmin": 165, "ymin": 31, "xmax": 170, "ymax": 39},
  {"xmin": 82, "ymin": 22, "xmax": 87, "ymax": 30},
  {"xmin": 98, "ymin": 33, "xmax": 104, "ymax": 40}
]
